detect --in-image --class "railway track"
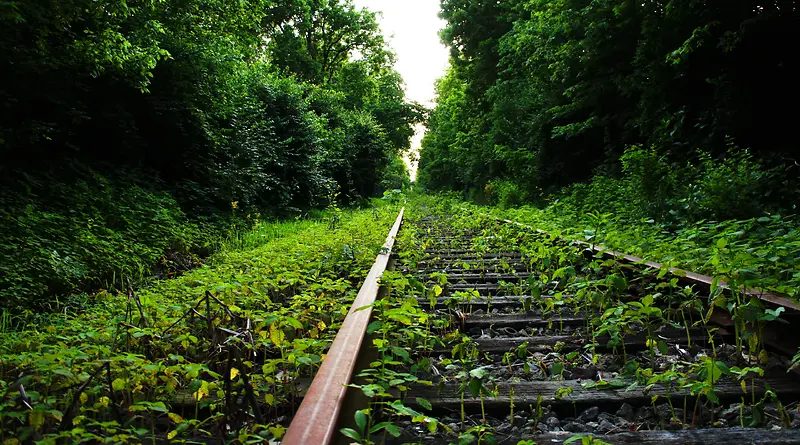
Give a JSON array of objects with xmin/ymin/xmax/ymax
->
[{"xmin": 283, "ymin": 206, "xmax": 800, "ymax": 445}]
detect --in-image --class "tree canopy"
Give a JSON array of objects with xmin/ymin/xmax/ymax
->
[
  {"xmin": 419, "ymin": 0, "xmax": 800, "ymax": 202},
  {"xmin": 0, "ymin": 0, "xmax": 420, "ymax": 211}
]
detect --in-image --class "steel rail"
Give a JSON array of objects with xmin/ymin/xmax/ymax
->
[
  {"xmin": 282, "ymin": 207, "xmax": 404, "ymax": 445},
  {"xmin": 493, "ymin": 216, "xmax": 800, "ymax": 311}
]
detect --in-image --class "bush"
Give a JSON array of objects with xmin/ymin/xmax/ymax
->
[
  {"xmin": 485, "ymin": 180, "xmax": 528, "ymax": 209},
  {"xmin": 0, "ymin": 167, "xmax": 207, "ymax": 311},
  {"xmin": 550, "ymin": 147, "xmax": 795, "ymax": 224},
  {"xmin": 682, "ymin": 150, "xmax": 787, "ymax": 221}
]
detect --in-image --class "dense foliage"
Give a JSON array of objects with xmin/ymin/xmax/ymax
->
[
  {"xmin": 339, "ymin": 195, "xmax": 799, "ymax": 444},
  {"xmin": 419, "ymin": 0, "xmax": 800, "ymax": 214},
  {"xmin": 0, "ymin": 205, "xmax": 400, "ymax": 442},
  {"xmin": 0, "ymin": 0, "xmax": 418, "ymax": 308}
]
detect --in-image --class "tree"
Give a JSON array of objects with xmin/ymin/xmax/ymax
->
[
  {"xmin": 264, "ymin": 0, "xmax": 389, "ymax": 84},
  {"xmin": 420, "ymin": 0, "xmax": 800, "ymax": 199}
]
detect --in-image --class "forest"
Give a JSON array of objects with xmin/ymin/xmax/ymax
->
[
  {"xmin": 1, "ymin": 0, "xmax": 420, "ymax": 311},
  {"xmin": 418, "ymin": 0, "xmax": 800, "ymax": 300},
  {"xmin": 420, "ymin": 0, "xmax": 800, "ymax": 216}
]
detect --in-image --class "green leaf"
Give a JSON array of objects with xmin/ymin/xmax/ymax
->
[
  {"xmin": 469, "ymin": 378, "xmax": 481, "ymax": 398},
  {"xmin": 339, "ymin": 427, "xmax": 361, "ymax": 442},
  {"xmin": 354, "ymin": 409, "xmax": 368, "ymax": 434},
  {"xmin": 391, "ymin": 346, "xmax": 410, "ymax": 362},
  {"xmin": 370, "ymin": 422, "xmax": 400, "ymax": 437},
  {"xmin": 458, "ymin": 433, "xmax": 477, "ymax": 445},
  {"xmin": 469, "ymin": 367, "xmax": 488, "ymax": 379},
  {"xmin": 112, "ymin": 378, "xmax": 125, "ymax": 391},
  {"xmin": 416, "ymin": 397, "xmax": 432, "ymax": 411},
  {"xmin": 366, "ymin": 321, "xmax": 383, "ymax": 334},
  {"xmin": 269, "ymin": 425, "xmax": 286, "ymax": 439},
  {"xmin": 284, "ymin": 316, "xmax": 303, "ymax": 329},
  {"xmin": 426, "ymin": 419, "xmax": 438, "ymax": 433}
]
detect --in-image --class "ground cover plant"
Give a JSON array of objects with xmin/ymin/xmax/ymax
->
[
  {"xmin": 481, "ymin": 199, "xmax": 800, "ymax": 301},
  {"xmin": 344, "ymin": 195, "xmax": 800, "ymax": 445},
  {"xmin": 0, "ymin": 204, "xmax": 400, "ymax": 443}
]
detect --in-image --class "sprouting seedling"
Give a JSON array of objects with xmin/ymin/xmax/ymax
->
[
  {"xmin": 502, "ymin": 350, "xmax": 515, "ymax": 375},
  {"xmin": 461, "ymin": 424, "xmax": 496, "ymax": 445},
  {"xmin": 467, "ymin": 366, "xmax": 493, "ymax": 425},
  {"xmin": 340, "ymin": 408, "xmax": 401, "ymax": 444},
  {"xmin": 789, "ymin": 348, "xmax": 800, "ymax": 373},
  {"xmin": 729, "ymin": 365, "xmax": 764, "ymax": 406},
  {"xmin": 643, "ymin": 367, "xmax": 682, "ymax": 424}
]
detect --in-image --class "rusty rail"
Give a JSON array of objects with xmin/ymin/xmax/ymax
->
[
  {"xmin": 282, "ymin": 207, "xmax": 404, "ymax": 445},
  {"xmin": 494, "ymin": 216, "xmax": 800, "ymax": 311}
]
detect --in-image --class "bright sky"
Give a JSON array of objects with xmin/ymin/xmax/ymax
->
[{"xmin": 354, "ymin": 0, "xmax": 450, "ymax": 180}]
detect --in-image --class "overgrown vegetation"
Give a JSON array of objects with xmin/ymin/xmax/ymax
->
[
  {"xmin": 346, "ymin": 196, "xmax": 798, "ymax": 444},
  {"xmin": 416, "ymin": 0, "xmax": 800, "ymax": 302},
  {"xmin": 0, "ymin": 167, "xmax": 210, "ymax": 313},
  {"xmin": 0, "ymin": 0, "xmax": 418, "ymax": 309},
  {"xmin": 469, "ymin": 148, "xmax": 800, "ymax": 298},
  {"xmin": 419, "ymin": 0, "xmax": 800, "ymax": 218},
  {"xmin": 0, "ymin": 205, "xmax": 400, "ymax": 442}
]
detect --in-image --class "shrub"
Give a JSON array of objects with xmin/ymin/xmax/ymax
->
[
  {"xmin": 550, "ymin": 146, "xmax": 794, "ymax": 224},
  {"xmin": 0, "ymin": 167, "xmax": 206, "ymax": 311},
  {"xmin": 485, "ymin": 179, "xmax": 528, "ymax": 209}
]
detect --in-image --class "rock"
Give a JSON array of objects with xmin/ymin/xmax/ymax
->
[
  {"xmin": 496, "ymin": 423, "xmax": 512, "ymax": 433},
  {"xmin": 447, "ymin": 423, "xmax": 460, "ymax": 434},
  {"xmin": 546, "ymin": 417, "xmax": 561, "ymax": 428},
  {"xmin": 472, "ymin": 309, "xmax": 485, "ymax": 315},
  {"xmin": 571, "ymin": 365, "xmax": 598, "ymax": 380},
  {"xmin": 720, "ymin": 405, "xmax": 740, "ymax": 421},
  {"xmin": 580, "ymin": 406, "xmax": 600, "ymax": 422},
  {"xmin": 765, "ymin": 404, "xmax": 781, "ymax": 418},
  {"xmin": 791, "ymin": 419, "xmax": 800, "ymax": 429},
  {"xmin": 616, "ymin": 403, "xmax": 635, "ymax": 421},
  {"xmin": 597, "ymin": 419, "xmax": 616, "ymax": 433},
  {"xmin": 586, "ymin": 421, "xmax": 599, "ymax": 430},
  {"xmin": 564, "ymin": 422, "xmax": 587, "ymax": 433},
  {"xmin": 615, "ymin": 418, "xmax": 630, "ymax": 428},
  {"xmin": 655, "ymin": 403, "xmax": 674, "ymax": 420},
  {"xmin": 537, "ymin": 423, "xmax": 550, "ymax": 433},
  {"xmin": 635, "ymin": 406, "xmax": 654, "ymax": 420}
]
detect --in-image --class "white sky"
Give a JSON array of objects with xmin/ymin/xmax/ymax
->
[{"xmin": 354, "ymin": 0, "xmax": 450, "ymax": 180}]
